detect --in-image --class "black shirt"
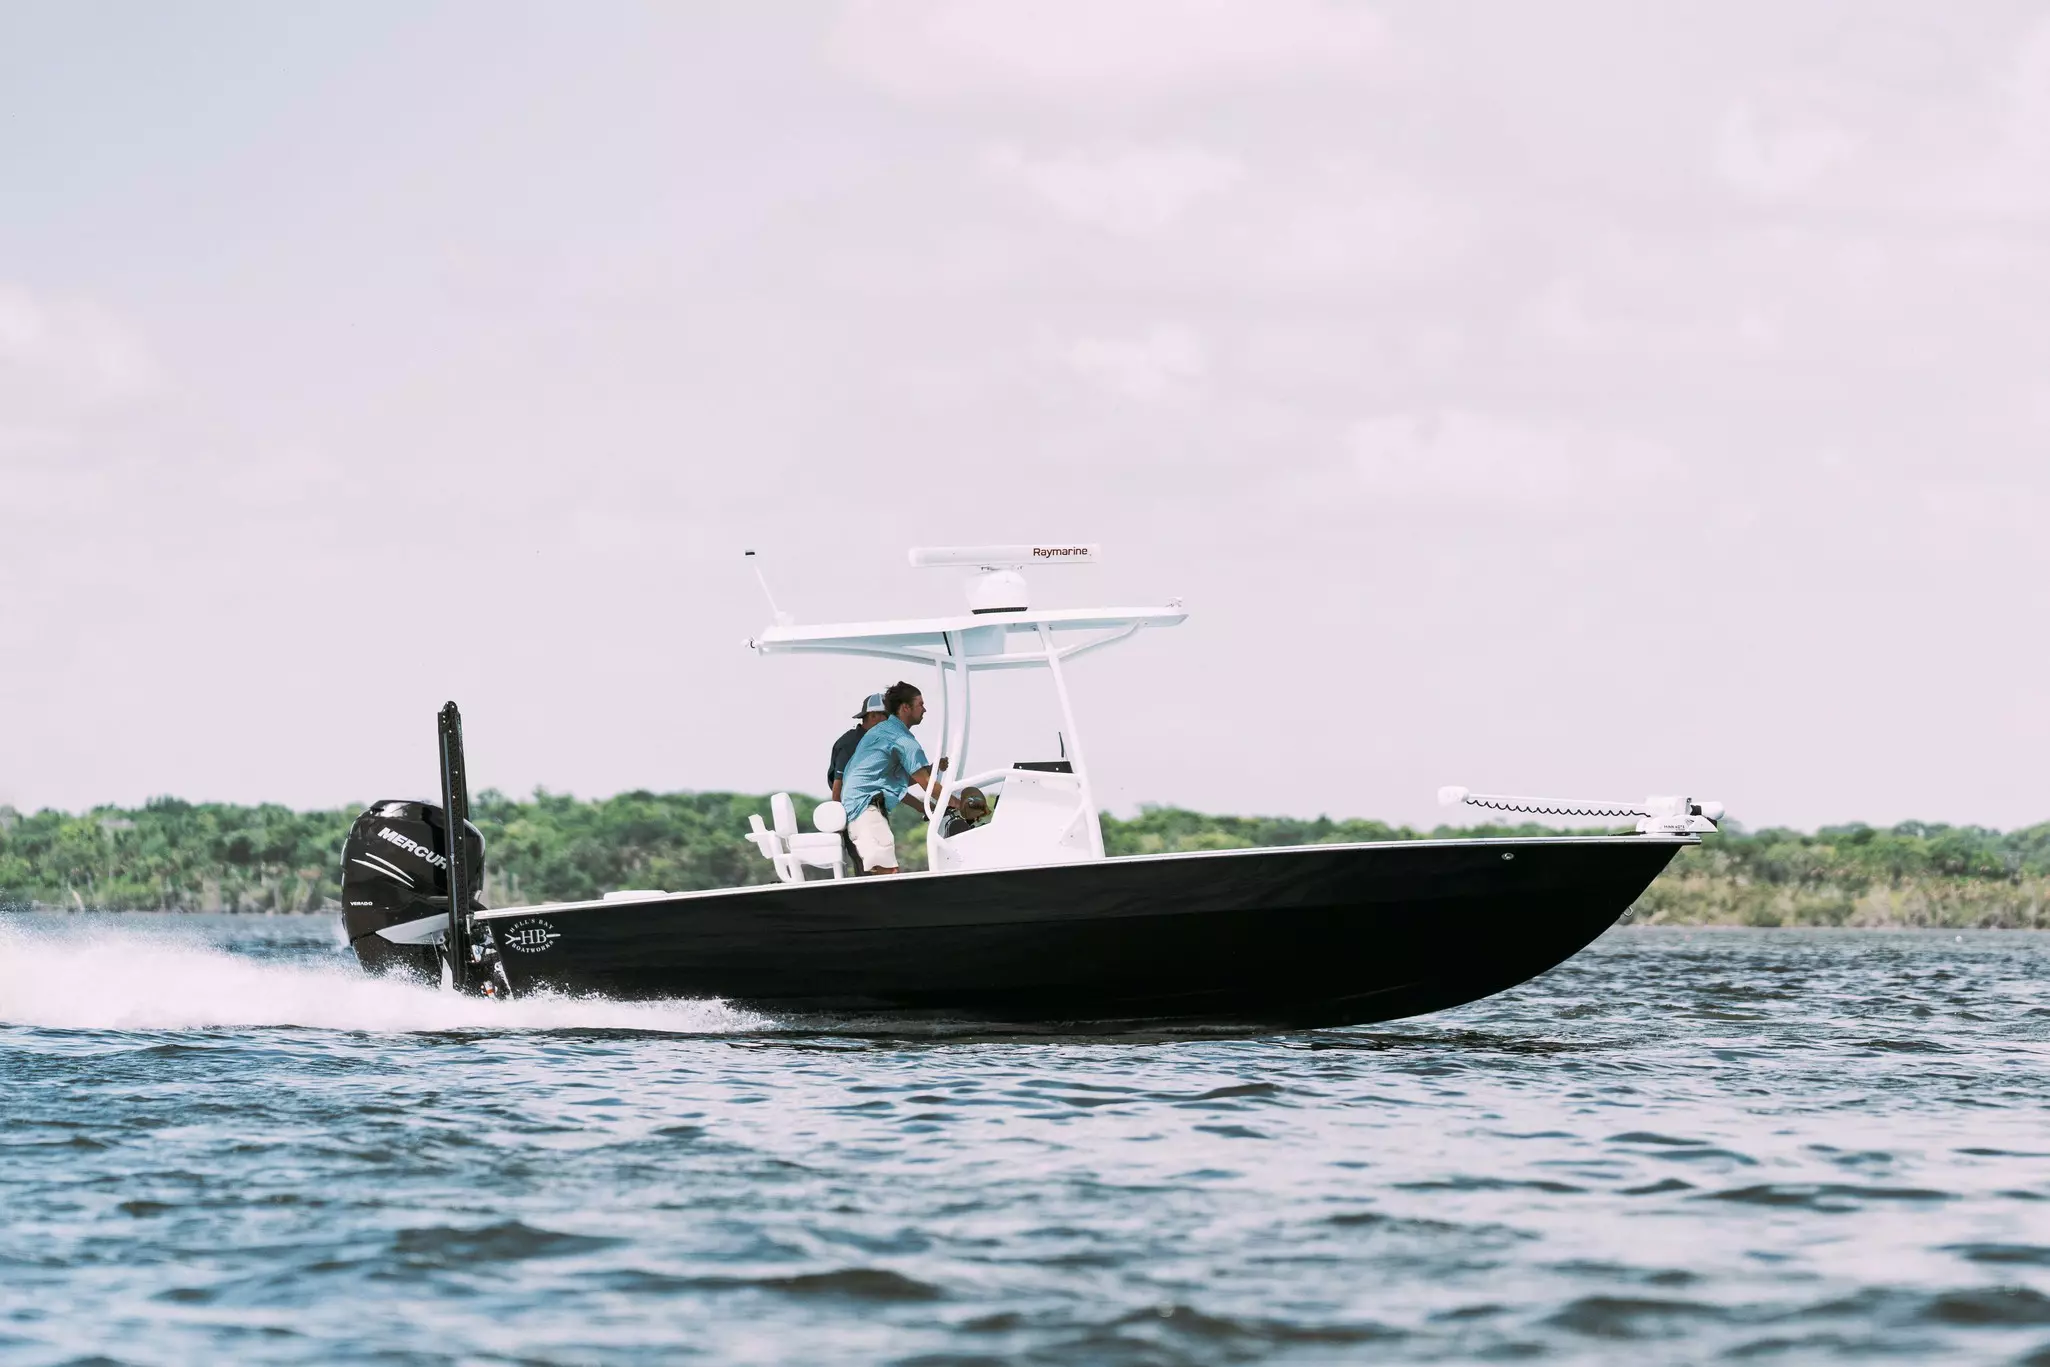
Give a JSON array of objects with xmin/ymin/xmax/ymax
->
[{"xmin": 827, "ymin": 725, "xmax": 865, "ymax": 787}]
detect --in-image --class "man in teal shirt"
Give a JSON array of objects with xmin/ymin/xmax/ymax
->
[{"xmin": 840, "ymin": 680, "xmax": 951, "ymax": 874}]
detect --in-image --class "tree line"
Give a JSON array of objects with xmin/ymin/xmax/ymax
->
[{"xmin": 2, "ymin": 793, "xmax": 2048, "ymax": 927}]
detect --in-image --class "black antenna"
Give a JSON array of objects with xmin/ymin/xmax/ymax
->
[{"xmin": 437, "ymin": 701, "xmax": 472, "ymax": 992}]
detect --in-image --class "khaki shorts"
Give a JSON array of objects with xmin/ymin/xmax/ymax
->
[{"xmin": 849, "ymin": 804, "xmax": 897, "ymax": 871}]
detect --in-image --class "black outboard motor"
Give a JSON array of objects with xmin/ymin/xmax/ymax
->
[{"xmin": 340, "ymin": 799, "xmax": 485, "ymax": 981}]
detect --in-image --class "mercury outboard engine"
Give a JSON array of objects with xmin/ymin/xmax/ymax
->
[
  {"xmin": 342, "ymin": 701, "xmax": 507, "ymax": 994},
  {"xmin": 340, "ymin": 799, "xmax": 485, "ymax": 981}
]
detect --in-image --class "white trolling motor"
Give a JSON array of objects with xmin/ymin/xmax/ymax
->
[{"xmin": 1438, "ymin": 787, "xmax": 1725, "ymax": 836}]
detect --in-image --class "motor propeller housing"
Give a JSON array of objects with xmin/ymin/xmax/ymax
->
[{"xmin": 340, "ymin": 799, "xmax": 485, "ymax": 980}]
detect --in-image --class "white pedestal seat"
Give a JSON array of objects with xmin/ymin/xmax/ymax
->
[{"xmin": 747, "ymin": 793, "xmax": 847, "ymax": 881}]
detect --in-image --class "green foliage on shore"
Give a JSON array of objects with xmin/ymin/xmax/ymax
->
[
  {"xmin": 1633, "ymin": 822, "xmax": 2050, "ymax": 929},
  {"xmin": 2, "ymin": 794, "xmax": 2048, "ymax": 927},
  {"xmin": 0, "ymin": 789, "xmax": 908, "ymax": 913},
  {"xmin": 0, "ymin": 799, "xmax": 350, "ymax": 913}
]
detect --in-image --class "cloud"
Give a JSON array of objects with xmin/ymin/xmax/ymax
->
[
  {"xmin": 1914, "ymin": 476, "xmax": 2050, "ymax": 540},
  {"xmin": 1711, "ymin": 16, "xmax": 2050, "ymax": 219},
  {"xmin": 0, "ymin": 284, "xmax": 166, "ymax": 492},
  {"xmin": 0, "ymin": 282, "xmax": 165, "ymax": 410},
  {"xmin": 1524, "ymin": 271, "xmax": 1782, "ymax": 361},
  {"xmin": 1713, "ymin": 102, "xmax": 1859, "ymax": 198},
  {"xmin": 1350, "ymin": 411, "xmax": 1675, "ymax": 512},
  {"xmin": 984, "ymin": 144, "xmax": 1245, "ymax": 235},
  {"xmin": 230, "ymin": 446, "xmax": 347, "ymax": 510},
  {"xmin": 940, "ymin": 156, "xmax": 1466, "ymax": 294},
  {"xmin": 1226, "ymin": 165, "xmax": 1465, "ymax": 288},
  {"xmin": 1956, "ymin": 15, "xmax": 2050, "ymax": 216},
  {"xmin": 1062, "ymin": 325, "xmax": 1207, "ymax": 402},
  {"xmin": 828, "ymin": 0, "xmax": 1385, "ymax": 105}
]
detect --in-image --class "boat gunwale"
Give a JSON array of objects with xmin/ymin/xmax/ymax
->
[{"xmin": 471, "ymin": 832, "xmax": 1698, "ymax": 923}]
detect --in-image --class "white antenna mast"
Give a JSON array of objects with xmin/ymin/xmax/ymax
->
[{"xmin": 744, "ymin": 549, "xmax": 793, "ymax": 625}]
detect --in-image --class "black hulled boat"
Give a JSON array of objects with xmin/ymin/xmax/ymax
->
[{"xmin": 340, "ymin": 545, "xmax": 1720, "ymax": 1029}]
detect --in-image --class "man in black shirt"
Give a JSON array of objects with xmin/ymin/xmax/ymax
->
[{"xmin": 829, "ymin": 693, "xmax": 887, "ymax": 803}]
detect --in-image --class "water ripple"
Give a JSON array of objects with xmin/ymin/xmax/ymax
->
[{"xmin": 4, "ymin": 914, "xmax": 2050, "ymax": 1363}]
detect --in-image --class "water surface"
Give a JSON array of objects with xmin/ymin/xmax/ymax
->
[{"xmin": 3, "ymin": 916, "xmax": 2048, "ymax": 1364}]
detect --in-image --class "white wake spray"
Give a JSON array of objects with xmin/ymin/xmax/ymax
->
[{"xmin": 0, "ymin": 919, "xmax": 763, "ymax": 1034}]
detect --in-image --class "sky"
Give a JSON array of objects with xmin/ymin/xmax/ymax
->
[{"xmin": 2, "ymin": 0, "xmax": 2047, "ymax": 832}]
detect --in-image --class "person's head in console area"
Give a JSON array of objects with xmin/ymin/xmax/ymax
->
[{"xmin": 942, "ymin": 785, "xmax": 989, "ymax": 839}]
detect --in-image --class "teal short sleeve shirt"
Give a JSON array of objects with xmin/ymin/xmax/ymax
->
[{"xmin": 838, "ymin": 717, "xmax": 929, "ymax": 824}]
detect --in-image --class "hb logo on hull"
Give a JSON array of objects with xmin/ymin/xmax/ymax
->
[{"xmin": 502, "ymin": 919, "xmax": 562, "ymax": 953}]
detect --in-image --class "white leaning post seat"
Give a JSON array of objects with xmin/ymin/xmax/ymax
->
[
  {"xmin": 746, "ymin": 813, "xmax": 792, "ymax": 881},
  {"xmin": 772, "ymin": 792, "xmax": 846, "ymax": 880}
]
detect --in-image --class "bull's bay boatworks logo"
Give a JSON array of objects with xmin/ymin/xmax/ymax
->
[{"xmin": 502, "ymin": 918, "xmax": 562, "ymax": 954}]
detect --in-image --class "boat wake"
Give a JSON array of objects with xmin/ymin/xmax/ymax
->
[{"xmin": 0, "ymin": 919, "xmax": 763, "ymax": 1035}]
